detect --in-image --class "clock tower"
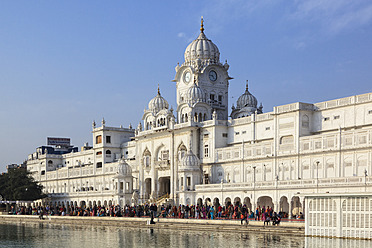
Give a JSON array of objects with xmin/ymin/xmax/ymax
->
[{"xmin": 173, "ymin": 17, "xmax": 232, "ymax": 123}]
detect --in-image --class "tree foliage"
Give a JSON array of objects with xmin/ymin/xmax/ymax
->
[{"xmin": 0, "ymin": 169, "xmax": 45, "ymax": 201}]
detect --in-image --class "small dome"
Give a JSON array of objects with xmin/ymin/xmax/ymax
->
[
  {"xmin": 148, "ymin": 87, "xmax": 169, "ymax": 113},
  {"xmin": 184, "ymin": 18, "xmax": 220, "ymax": 64},
  {"xmin": 186, "ymin": 83, "xmax": 205, "ymax": 104},
  {"xmin": 181, "ymin": 150, "xmax": 200, "ymax": 168},
  {"xmin": 236, "ymin": 83, "xmax": 257, "ymax": 109},
  {"xmin": 117, "ymin": 158, "xmax": 132, "ymax": 175}
]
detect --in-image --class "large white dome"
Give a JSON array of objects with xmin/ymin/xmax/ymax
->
[
  {"xmin": 148, "ymin": 87, "xmax": 169, "ymax": 113},
  {"xmin": 236, "ymin": 84, "xmax": 258, "ymax": 109},
  {"xmin": 184, "ymin": 19, "xmax": 220, "ymax": 64}
]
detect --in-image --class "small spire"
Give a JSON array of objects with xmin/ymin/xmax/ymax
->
[
  {"xmin": 246, "ymin": 80, "xmax": 249, "ymax": 91},
  {"xmin": 157, "ymin": 84, "xmax": 160, "ymax": 95},
  {"xmin": 200, "ymin": 16, "xmax": 204, "ymax": 33}
]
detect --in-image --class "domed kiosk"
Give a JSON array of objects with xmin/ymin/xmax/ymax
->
[
  {"xmin": 112, "ymin": 158, "xmax": 133, "ymax": 206},
  {"xmin": 231, "ymin": 81, "xmax": 263, "ymax": 119},
  {"xmin": 142, "ymin": 85, "xmax": 175, "ymax": 130}
]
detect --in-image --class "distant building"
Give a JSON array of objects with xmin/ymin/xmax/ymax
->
[
  {"xmin": 6, "ymin": 162, "xmax": 27, "ymax": 172},
  {"xmin": 26, "ymin": 19, "xmax": 372, "ymax": 218}
]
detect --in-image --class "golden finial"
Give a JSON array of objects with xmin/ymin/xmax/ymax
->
[
  {"xmin": 200, "ymin": 16, "xmax": 204, "ymax": 33},
  {"xmin": 246, "ymin": 80, "xmax": 249, "ymax": 91},
  {"xmin": 157, "ymin": 84, "xmax": 160, "ymax": 95}
]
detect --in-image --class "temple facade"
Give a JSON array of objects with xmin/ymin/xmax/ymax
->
[{"xmin": 26, "ymin": 19, "xmax": 372, "ymax": 217}]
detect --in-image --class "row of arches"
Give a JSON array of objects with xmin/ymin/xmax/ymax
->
[
  {"xmin": 35, "ymin": 199, "xmax": 121, "ymax": 208},
  {"xmin": 192, "ymin": 195, "xmax": 303, "ymax": 217},
  {"xmin": 180, "ymin": 112, "xmax": 209, "ymax": 123}
]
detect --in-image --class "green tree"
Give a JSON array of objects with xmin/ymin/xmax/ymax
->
[{"xmin": 0, "ymin": 169, "xmax": 45, "ymax": 201}]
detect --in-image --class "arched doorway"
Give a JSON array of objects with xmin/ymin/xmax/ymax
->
[
  {"xmin": 225, "ymin": 197, "xmax": 232, "ymax": 207},
  {"xmin": 257, "ymin": 196, "xmax": 273, "ymax": 209},
  {"xmin": 280, "ymin": 196, "xmax": 289, "ymax": 216},
  {"xmin": 291, "ymin": 196, "xmax": 303, "ymax": 218},
  {"xmin": 158, "ymin": 177, "xmax": 170, "ymax": 197},
  {"xmin": 234, "ymin": 197, "xmax": 241, "ymax": 206},
  {"xmin": 243, "ymin": 197, "xmax": 252, "ymax": 212},
  {"xmin": 213, "ymin": 198, "xmax": 220, "ymax": 208},
  {"xmin": 197, "ymin": 198, "xmax": 203, "ymax": 206},
  {"xmin": 205, "ymin": 198, "xmax": 212, "ymax": 206}
]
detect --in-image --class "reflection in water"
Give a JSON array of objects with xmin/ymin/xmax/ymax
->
[
  {"xmin": 304, "ymin": 236, "xmax": 372, "ymax": 248},
  {"xmin": 0, "ymin": 222, "xmax": 371, "ymax": 248}
]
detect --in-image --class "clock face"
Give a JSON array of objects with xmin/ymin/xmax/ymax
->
[
  {"xmin": 183, "ymin": 71, "xmax": 191, "ymax": 84},
  {"xmin": 209, "ymin": 70, "xmax": 217, "ymax": 81}
]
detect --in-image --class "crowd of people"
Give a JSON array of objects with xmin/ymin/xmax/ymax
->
[{"xmin": 6, "ymin": 203, "xmax": 304, "ymax": 225}]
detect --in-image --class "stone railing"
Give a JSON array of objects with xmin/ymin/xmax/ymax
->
[
  {"xmin": 314, "ymin": 93, "xmax": 372, "ymax": 111},
  {"xmin": 195, "ymin": 176, "xmax": 371, "ymax": 192}
]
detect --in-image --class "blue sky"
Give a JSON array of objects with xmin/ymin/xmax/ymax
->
[{"xmin": 1, "ymin": 0, "xmax": 372, "ymax": 172}]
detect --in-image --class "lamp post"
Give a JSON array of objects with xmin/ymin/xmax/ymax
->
[
  {"xmin": 253, "ymin": 165, "xmax": 256, "ymax": 209},
  {"xmin": 281, "ymin": 163, "xmax": 284, "ymax": 181},
  {"xmin": 365, "ymin": 169, "xmax": 368, "ymax": 192},
  {"xmin": 253, "ymin": 166, "xmax": 256, "ymax": 186},
  {"xmin": 221, "ymin": 179, "xmax": 224, "ymax": 207},
  {"xmin": 316, "ymin": 161, "xmax": 320, "ymax": 193}
]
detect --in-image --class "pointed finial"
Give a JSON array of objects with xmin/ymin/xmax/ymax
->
[
  {"xmin": 246, "ymin": 80, "xmax": 249, "ymax": 91},
  {"xmin": 157, "ymin": 84, "xmax": 160, "ymax": 95},
  {"xmin": 200, "ymin": 16, "xmax": 204, "ymax": 33},
  {"xmin": 102, "ymin": 117, "xmax": 105, "ymax": 126}
]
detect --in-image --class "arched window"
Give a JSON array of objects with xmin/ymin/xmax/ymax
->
[
  {"xmin": 178, "ymin": 144, "xmax": 187, "ymax": 161},
  {"xmin": 48, "ymin": 160, "xmax": 53, "ymax": 167},
  {"xmin": 96, "ymin": 151, "xmax": 102, "ymax": 155},
  {"xmin": 143, "ymin": 149, "xmax": 151, "ymax": 168},
  {"xmin": 199, "ymin": 113, "xmax": 202, "ymax": 122},
  {"xmin": 106, "ymin": 150, "xmax": 111, "ymax": 155},
  {"xmin": 96, "ymin": 135, "xmax": 102, "ymax": 144},
  {"xmin": 302, "ymin": 115, "xmax": 309, "ymax": 128},
  {"xmin": 203, "ymin": 113, "xmax": 207, "ymax": 121}
]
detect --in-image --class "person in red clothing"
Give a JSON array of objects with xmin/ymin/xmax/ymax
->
[{"xmin": 217, "ymin": 205, "xmax": 222, "ymax": 219}]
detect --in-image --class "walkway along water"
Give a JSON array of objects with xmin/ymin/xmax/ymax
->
[{"xmin": 0, "ymin": 215, "xmax": 305, "ymax": 236}]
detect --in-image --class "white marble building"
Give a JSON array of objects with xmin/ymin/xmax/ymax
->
[{"xmin": 27, "ymin": 19, "xmax": 372, "ymax": 216}]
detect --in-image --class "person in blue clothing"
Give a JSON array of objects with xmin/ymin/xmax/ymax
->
[{"xmin": 209, "ymin": 206, "xmax": 215, "ymax": 219}]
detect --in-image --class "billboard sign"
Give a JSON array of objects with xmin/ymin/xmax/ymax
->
[{"xmin": 47, "ymin": 137, "xmax": 71, "ymax": 147}]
